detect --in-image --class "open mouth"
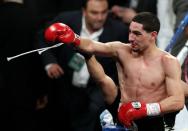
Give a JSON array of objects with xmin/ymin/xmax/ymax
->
[{"xmin": 131, "ymin": 42, "xmax": 137, "ymax": 48}]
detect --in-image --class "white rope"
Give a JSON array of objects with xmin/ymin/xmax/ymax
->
[
  {"xmin": 176, "ymin": 41, "xmax": 188, "ymax": 66},
  {"xmin": 7, "ymin": 43, "xmax": 64, "ymax": 61}
]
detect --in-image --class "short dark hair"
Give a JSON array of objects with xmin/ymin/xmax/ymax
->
[
  {"xmin": 82, "ymin": 0, "xmax": 109, "ymax": 9},
  {"xmin": 132, "ymin": 12, "xmax": 160, "ymax": 33},
  {"xmin": 81, "ymin": 0, "xmax": 87, "ymax": 8}
]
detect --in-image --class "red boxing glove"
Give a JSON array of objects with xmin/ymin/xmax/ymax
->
[
  {"xmin": 44, "ymin": 22, "xmax": 80, "ymax": 46},
  {"xmin": 118, "ymin": 101, "xmax": 161, "ymax": 128}
]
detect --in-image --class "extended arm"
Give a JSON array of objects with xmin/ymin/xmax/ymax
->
[
  {"xmin": 85, "ymin": 55, "xmax": 118, "ymax": 105},
  {"xmin": 44, "ymin": 22, "xmax": 121, "ymax": 58}
]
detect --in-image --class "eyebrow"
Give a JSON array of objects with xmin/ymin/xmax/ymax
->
[{"xmin": 129, "ymin": 30, "xmax": 142, "ymax": 35}]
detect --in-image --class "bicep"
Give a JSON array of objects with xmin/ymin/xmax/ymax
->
[
  {"xmin": 165, "ymin": 76, "xmax": 182, "ymax": 97},
  {"xmin": 163, "ymin": 57, "xmax": 185, "ymax": 107},
  {"xmin": 164, "ymin": 57, "xmax": 182, "ymax": 96}
]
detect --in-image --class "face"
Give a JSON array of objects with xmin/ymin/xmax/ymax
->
[
  {"xmin": 129, "ymin": 21, "xmax": 155, "ymax": 52},
  {"xmin": 83, "ymin": 0, "xmax": 108, "ymax": 33}
]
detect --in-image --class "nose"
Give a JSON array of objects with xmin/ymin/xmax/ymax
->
[
  {"xmin": 129, "ymin": 33, "xmax": 135, "ymax": 42},
  {"xmin": 96, "ymin": 14, "xmax": 104, "ymax": 21}
]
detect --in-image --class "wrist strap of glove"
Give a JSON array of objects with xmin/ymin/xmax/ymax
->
[
  {"xmin": 73, "ymin": 34, "xmax": 80, "ymax": 46},
  {"xmin": 146, "ymin": 103, "xmax": 161, "ymax": 116}
]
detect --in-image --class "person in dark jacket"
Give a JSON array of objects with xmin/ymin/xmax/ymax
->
[{"xmin": 38, "ymin": 0, "xmax": 129, "ymax": 130}]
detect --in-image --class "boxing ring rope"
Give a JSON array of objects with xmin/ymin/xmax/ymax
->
[
  {"xmin": 165, "ymin": 12, "xmax": 188, "ymax": 131},
  {"xmin": 164, "ymin": 12, "xmax": 188, "ymax": 82},
  {"xmin": 165, "ymin": 12, "xmax": 188, "ymax": 52},
  {"xmin": 7, "ymin": 43, "xmax": 64, "ymax": 61},
  {"xmin": 165, "ymin": 11, "xmax": 188, "ymax": 82}
]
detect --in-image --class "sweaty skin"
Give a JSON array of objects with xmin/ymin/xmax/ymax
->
[
  {"xmin": 86, "ymin": 55, "xmax": 188, "ymax": 105},
  {"xmin": 44, "ymin": 13, "xmax": 185, "ymax": 116},
  {"xmin": 79, "ymin": 21, "xmax": 184, "ymax": 114},
  {"xmin": 117, "ymin": 45, "xmax": 179, "ymax": 104}
]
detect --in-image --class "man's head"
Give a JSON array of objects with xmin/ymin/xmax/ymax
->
[
  {"xmin": 82, "ymin": 0, "xmax": 109, "ymax": 33},
  {"xmin": 132, "ymin": 12, "xmax": 160, "ymax": 34},
  {"xmin": 129, "ymin": 12, "xmax": 160, "ymax": 52}
]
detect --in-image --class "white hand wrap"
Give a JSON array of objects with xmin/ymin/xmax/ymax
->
[{"xmin": 146, "ymin": 103, "xmax": 161, "ymax": 116}]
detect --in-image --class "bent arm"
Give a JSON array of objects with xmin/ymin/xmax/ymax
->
[
  {"xmin": 181, "ymin": 80, "xmax": 188, "ymax": 98},
  {"xmin": 85, "ymin": 55, "xmax": 118, "ymax": 105},
  {"xmin": 160, "ymin": 56, "xmax": 184, "ymax": 114}
]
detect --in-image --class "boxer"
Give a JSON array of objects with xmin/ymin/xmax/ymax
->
[{"xmin": 44, "ymin": 12, "xmax": 185, "ymax": 131}]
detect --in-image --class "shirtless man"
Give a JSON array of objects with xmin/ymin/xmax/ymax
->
[
  {"xmin": 85, "ymin": 55, "xmax": 188, "ymax": 104},
  {"xmin": 86, "ymin": 55, "xmax": 188, "ymax": 130},
  {"xmin": 44, "ymin": 12, "xmax": 185, "ymax": 131}
]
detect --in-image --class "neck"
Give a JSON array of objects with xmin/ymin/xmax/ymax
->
[
  {"xmin": 86, "ymin": 25, "xmax": 97, "ymax": 34},
  {"xmin": 132, "ymin": 43, "xmax": 157, "ymax": 58},
  {"xmin": 143, "ymin": 45, "xmax": 159, "ymax": 60}
]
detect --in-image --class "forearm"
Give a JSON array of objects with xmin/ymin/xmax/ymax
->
[
  {"xmin": 78, "ymin": 38, "xmax": 96, "ymax": 54},
  {"xmin": 79, "ymin": 37, "xmax": 120, "ymax": 57},
  {"xmin": 159, "ymin": 94, "xmax": 184, "ymax": 114},
  {"xmin": 99, "ymin": 76, "xmax": 118, "ymax": 105},
  {"xmin": 86, "ymin": 56, "xmax": 104, "ymax": 81},
  {"xmin": 181, "ymin": 80, "xmax": 188, "ymax": 97},
  {"xmin": 86, "ymin": 56, "xmax": 117, "ymax": 104},
  {"xmin": 79, "ymin": 38, "xmax": 112, "ymax": 56}
]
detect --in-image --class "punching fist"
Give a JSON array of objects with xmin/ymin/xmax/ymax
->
[
  {"xmin": 44, "ymin": 23, "xmax": 80, "ymax": 46},
  {"xmin": 118, "ymin": 101, "xmax": 161, "ymax": 128}
]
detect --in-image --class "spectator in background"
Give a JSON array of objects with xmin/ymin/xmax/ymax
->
[
  {"xmin": 0, "ymin": 0, "xmax": 49, "ymax": 130},
  {"xmin": 110, "ymin": 0, "xmax": 157, "ymax": 25},
  {"xmin": 110, "ymin": 0, "xmax": 174, "ymax": 50},
  {"xmin": 24, "ymin": 0, "xmax": 84, "ymax": 31},
  {"xmin": 171, "ymin": 0, "xmax": 188, "ymax": 56},
  {"xmin": 38, "ymin": 0, "xmax": 129, "ymax": 130},
  {"xmin": 170, "ymin": 0, "xmax": 188, "ymax": 110},
  {"xmin": 151, "ymin": 1, "xmax": 188, "ymax": 128},
  {"xmin": 177, "ymin": 24, "xmax": 188, "ymax": 108},
  {"xmin": 157, "ymin": 0, "xmax": 176, "ymax": 50}
]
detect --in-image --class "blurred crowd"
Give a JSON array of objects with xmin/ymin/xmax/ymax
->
[{"xmin": 0, "ymin": 0, "xmax": 188, "ymax": 131}]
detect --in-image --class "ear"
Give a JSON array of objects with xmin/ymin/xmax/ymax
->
[
  {"xmin": 151, "ymin": 31, "xmax": 158, "ymax": 39},
  {"xmin": 151, "ymin": 31, "xmax": 158, "ymax": 40}
]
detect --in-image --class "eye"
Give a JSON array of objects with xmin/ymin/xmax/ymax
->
[
  {"xmin": 129, "ymin": 30, "xmax": 142, "ymax": 36},
  {"xmin": 133, "ymin": 31, "xmax": 142, "ymax": 36}
]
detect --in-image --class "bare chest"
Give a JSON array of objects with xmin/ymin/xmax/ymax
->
[{"xmin": 123, "ymin": 58, "xmax": 164, "ymax": 88}]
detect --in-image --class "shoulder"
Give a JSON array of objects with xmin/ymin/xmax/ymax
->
[
  {"xmin": 160, "ymin": 51, "xmax": 181, "ymax": 74},
  {"xmin": 161, "ymin": 51, "xmax": 179, "ymax": 65}
]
